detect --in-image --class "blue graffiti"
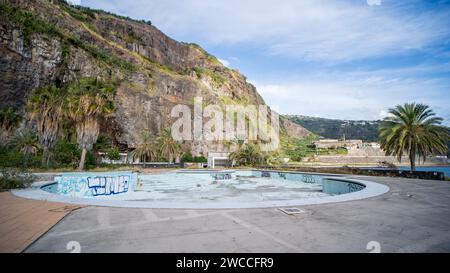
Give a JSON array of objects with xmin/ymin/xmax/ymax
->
[
  {"xmin": 212, "ymin": 173, "xmax": 233, "ymax": 180},
  {"xmin": 87, "ymin": 175, "xmax": 130, "ymax": 196},
  {"xmin": 261, "ymin": 171, "xmax": 271, "ymax": 178}
]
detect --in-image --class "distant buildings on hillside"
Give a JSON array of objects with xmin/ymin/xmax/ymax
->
[
  {"xmin": 311, "ymin": 138, "xmax": 447, "ymax": 165},
  {"xmin": 313, "ymin": 139, "xmax": 363, "ymax": 150}
]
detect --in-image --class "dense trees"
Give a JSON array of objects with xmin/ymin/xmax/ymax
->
[
  {"xmin": 66, "ymin": 78, "xmax": 116, "ymax": 170},
  {"xmin": 27, "ymin": 85, "xmax": 64, "ymax": 167},
  {"xmin": 1, "ymin": 78, "xmax": 116, "ymax": 170},
  {"xmin": 131, "ymin": 131, "xmax": 158, "ymax": 165},
  {"xmin": 0, "ymin": 108, "xmax": 22, "ymax": 145},
  {"xmin": 157, "ymin": 128, "xmax": 182, "ymax": 163}
]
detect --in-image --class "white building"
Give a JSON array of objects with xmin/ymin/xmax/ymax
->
[
  {"xmin": 207, "ymin": 152, "xmax": 231, "ymax": 168},
  {"xmin": 98, "ymin": 152, "xmax": 131, "ymax": 164}
]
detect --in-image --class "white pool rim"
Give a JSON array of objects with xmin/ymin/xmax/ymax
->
[{"xmin": 11, "ymin": 171, "xmax": 390, "ymax": 209}]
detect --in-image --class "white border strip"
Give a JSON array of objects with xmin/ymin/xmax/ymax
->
[{"xmin": 11, "ymin": 175, "xmax": 389, "ymax": 209}]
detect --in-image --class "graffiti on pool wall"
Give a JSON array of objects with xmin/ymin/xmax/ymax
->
[
  {"xmin": 301, "ymin": 174, "xmax": 316, "ymax": 184},
  {"xmin": 348, "ymin": 183, "xmax": 365, "ymax": 193},
  {"xmin": 87, "ymin": 175, "xmax": 130, "ymax": 196},
  {"xmin": 212, "ymin": 173, "xmax": 232, "ymax": 180}
]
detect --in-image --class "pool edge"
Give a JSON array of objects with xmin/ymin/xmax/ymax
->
[{"xmin": 11, "ymin": 174, "xmax": 390, "ymax": 209}]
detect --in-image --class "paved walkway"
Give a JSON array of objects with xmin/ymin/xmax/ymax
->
[
  {"xmin": 0, "ymin": 192, "xmax": 81, "ymax": 253},
  {"xmin": 22, "ymin": 176, "xmax": 450, "ymax": 253}
]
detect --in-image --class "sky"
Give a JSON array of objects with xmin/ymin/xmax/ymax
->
[{"xmin": 72, "ymin": 0, "xmax": 450, "ymax": 124}]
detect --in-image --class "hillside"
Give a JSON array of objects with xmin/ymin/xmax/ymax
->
[
  {"xmin": 285, "ymin": 115, "xmax": 380, "ymax": 142},
  {"xmin": 0, "ymin": 0, "xmax": 310, "ymax": 155}
]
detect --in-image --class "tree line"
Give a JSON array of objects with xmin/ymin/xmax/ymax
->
[{"xmin": 0, "ymin": 77, "xmax": 183, "ymax": 170}]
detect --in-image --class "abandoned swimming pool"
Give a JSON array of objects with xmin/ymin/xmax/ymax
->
[{"xmin": 12, "ymin": 170, "xmax": 389, "ymax": 209}]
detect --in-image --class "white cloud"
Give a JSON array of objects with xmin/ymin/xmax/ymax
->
[
  {"xmin": 367, "ymin": 0, "xmax": 382, "ymax": 6},
  {"xmin": 85, "ymin": 0, "xmax": 449, "ymax": 62},
  {"xmin": 252, "ymin": 67, "xmax": 450, "ymax": 123},
  {"xmin": 218, "ymin": 58, "xmax": 230, "ymax": 67},
  {"xmin": 378, "ymin": 110, "xmax": 389, "ymax": 119},
  {"xmin": 67, "ymin": 0, "xmax": 81, "ymax": 5}
]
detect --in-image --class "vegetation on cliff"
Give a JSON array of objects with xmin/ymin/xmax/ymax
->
[
  {"xmin": 54, "ymin": 0, "xmax": 153, "ymax": 27},
  {"xmin": 0, "ymin": 0, "xmax": 315, "ymax": 171},
  {"xmin": 0, "ymin": 2, "xmax": 135, "ymax": 70},
  {"xmin": 280, "ymin": 134, "xmax": 348, "ymax": 162},
  {"xmin": 285, "ymin": 115, "xmax": 380, "ymax": 142},
  {"xmin": 0, "ymin": 108, "xmax": 22, "ymax": 144}
]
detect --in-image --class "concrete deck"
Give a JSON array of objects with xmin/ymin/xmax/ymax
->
[
  {"xmin": 17, "ymin": 176, "xmax": 450, "ymax": 252},
  {"xmin": 0, "ymin": 192, "xmax": 82, "ymax": 253}
]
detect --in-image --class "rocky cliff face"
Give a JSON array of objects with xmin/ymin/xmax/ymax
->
[{"xmin": 0, "ymin": 0, "xmax": 310, "ymax": 154}]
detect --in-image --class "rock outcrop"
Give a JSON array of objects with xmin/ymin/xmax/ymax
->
[{"xmin": 0, "ymin": 0, "xmax": 310, "ymax": 154}]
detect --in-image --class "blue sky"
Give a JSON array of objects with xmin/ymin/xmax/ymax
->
[{"xmin": 73, "ymin": 0, "xmax": 450, "ymax": 124}]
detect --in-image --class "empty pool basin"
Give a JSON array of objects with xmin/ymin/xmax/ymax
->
[{"xmin": 12, "ymin": 170, "xmax": 389, "ymax": 209}]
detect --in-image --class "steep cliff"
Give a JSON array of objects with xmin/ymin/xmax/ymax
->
[{"xmin": 0, "ymin": 0, "xmax": 310, "ymax": 154}]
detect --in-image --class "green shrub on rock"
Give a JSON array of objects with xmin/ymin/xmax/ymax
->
[{"xmin": 0, "ymin": 168, "xmax": 36, "ymax": 191}]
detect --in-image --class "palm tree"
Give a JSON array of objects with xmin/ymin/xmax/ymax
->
[
  {"xmin": 261, "ymin": 150, "xmax": 279, "ymax": 166},
  {"xmin": 157, "ymin": 128, "xmax": 182, "ymax": 163},
  {"xmin": 66, "ymin": 77, "xmax": 116, "ymax": 170},
  {"xmin": 379, "ymin": 103, "xmax": 448, "ymax": 172},
  {"xmin": 130, "ymin": 131, "xmax": 157, "ymax": 165},
  {"xmin": 27, "ymin": 85, "xmax": 64, "ymax": 167},
  {"xmin": 0, "ymin": 108, "xmax": 22, "ymax": 145},
  {"xmin": 228, "ymin": 139, "xmax": 246, "ymax": 166},
  {"xmin": 229, "ymin": 142, "xmax": 265, "ymax": 166},
  {"xmin": 11, "ymin": 128, "xmax": 40, "ymax": 168}
]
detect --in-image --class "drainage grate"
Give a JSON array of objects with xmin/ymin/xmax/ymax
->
[{"xmin": 278, "ymin": 208, "xmax": 306, "ymax": 215}]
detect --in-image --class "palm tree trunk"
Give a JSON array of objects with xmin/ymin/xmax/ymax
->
[
  {"xmin": 78, "ymin": 148, "xmax": 87, "ymax": 170},
  {"xmin": 42, "ymin": 147, "xmax": 49, "ymax": 168},
  {"xmin": 46, "ymin": 154, "xmax": 50, "ymax": 168},
  {"xmin": 23, "ymin": 154, "xmax": 29, "ymax": 169},
  {"xmin": 409, "ymin": 152, "xmax": 416, "ymax": 172}
]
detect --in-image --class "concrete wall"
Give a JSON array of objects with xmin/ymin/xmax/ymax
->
[
  {"xmin": 316, "ymin": 156, "xmax": 400, "ymax": 164},
  {"xmin": 315, "ymin": 155, "xmax": 448, "ymax": 165},
  {"xmin": 347, "ymin": 147, "xmax": 386, "ymax": 157}
]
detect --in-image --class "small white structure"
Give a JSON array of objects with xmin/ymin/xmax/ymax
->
[
  {"xmin": 364, "ymin": 142, "xmax": 381, "ymax": 149},
  {"xmin": 98, "ymin": 152, "xmax": 130, "ymax": 164},
  {"xmin": 207, "ymin": 152, "xmax": 231, "ymax": 168}
]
